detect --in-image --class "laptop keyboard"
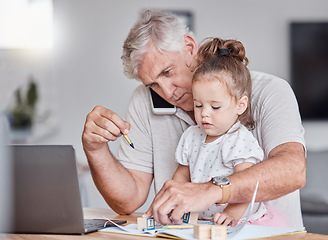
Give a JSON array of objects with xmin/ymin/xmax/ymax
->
[
  {"xmin": 84, "ymin": 219, "xmax": 108, "ymax": 230},
  {"xmin": 84, "ymin": 219, "xmax": 127, "ymax": 232}
]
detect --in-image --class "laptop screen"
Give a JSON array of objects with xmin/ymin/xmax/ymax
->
[{"xmin": 12, "ymin": 145, "xmax": 86, "ymax": 234}]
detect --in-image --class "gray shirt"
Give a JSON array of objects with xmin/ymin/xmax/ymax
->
[{"xmin": 116, "ymin": 71, "xmax": 306, "ymax": 227}]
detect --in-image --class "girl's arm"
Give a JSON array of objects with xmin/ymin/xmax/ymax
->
[
  {"xmin": 214, "ymin": 162, "xmax": 254, "ymax": 226},
  {"xmin": 172, "ymin": 164, "xmax": 191, "ymax": 183}
]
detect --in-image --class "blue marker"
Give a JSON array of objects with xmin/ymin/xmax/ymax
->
[{"xmin": 123, "ymin": 134, "xmax": 134, "ymax": 149}]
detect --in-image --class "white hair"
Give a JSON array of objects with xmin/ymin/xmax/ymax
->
[{"xmin": 121, "ymin": 9, "xmax": 194, "ymax": 80}]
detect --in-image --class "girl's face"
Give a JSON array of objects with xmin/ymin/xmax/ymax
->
[{"xmin": 192, "ymin": 73, "xmax": 248, "ymax": 143}]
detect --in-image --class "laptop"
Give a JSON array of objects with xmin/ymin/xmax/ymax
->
[{"xmin": 10, "ymin": 145, "xmax": 126, "ymax": 234}]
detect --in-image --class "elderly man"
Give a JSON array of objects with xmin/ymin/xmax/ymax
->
[{"xmin": 82, "ymin": 9, "xmax": 306, "ymax": 227}]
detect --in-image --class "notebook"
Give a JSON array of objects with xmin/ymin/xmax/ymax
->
[{"xmin": 10, "ymin": 145, "xmax": 126, "ymax": 234}]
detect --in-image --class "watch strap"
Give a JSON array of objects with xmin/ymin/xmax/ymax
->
[{"xmin": 218, "ymin": 183, "xmax": 231, "ymax": 204}]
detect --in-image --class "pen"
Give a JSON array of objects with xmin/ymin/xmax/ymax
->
[
  {"xmin": 123, "ymin": 134, "xmax": 134, "ymax": 149},
  {"xmin": 162, "ymin": 225, "xmax": 194, "ymax": 229}
]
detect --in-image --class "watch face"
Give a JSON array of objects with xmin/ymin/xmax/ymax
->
[{"xmin": 213, "ymin": 176, "xmax": 230, "ymax": 185}]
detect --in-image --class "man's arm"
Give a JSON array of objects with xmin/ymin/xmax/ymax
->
[
  {"xmin": 145, "ymin": 142, "xmax": 306, "ymax": 225},
  {"xmin": 82, "ymin": 106, "xmax": 153, "ymax": 214},
  {"xmin": 228, "ymin": 142, "xmax": 306, "ymax": 203}
]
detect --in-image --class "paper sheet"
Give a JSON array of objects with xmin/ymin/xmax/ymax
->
[
  {"xmin": 101, "ymin": 223, "xmax": 305, "ymax": 239},
  {"xmin": 101, "ymin": 175, "xmax": 306, "ymax": 239}
]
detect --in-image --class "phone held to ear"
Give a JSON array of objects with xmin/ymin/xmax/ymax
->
[{"xmin": 149, "ymin": 88, "xmax": 177, "ymax": 115}]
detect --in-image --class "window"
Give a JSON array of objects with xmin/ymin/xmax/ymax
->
[{"xmin": 0, "ymin": 0, "xmax": 53, "ymax": 49}]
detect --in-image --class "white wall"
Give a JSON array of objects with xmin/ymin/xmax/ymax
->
[{"xmin": 2, "ymin": 0, "xmax": 328, "ymax": 211}]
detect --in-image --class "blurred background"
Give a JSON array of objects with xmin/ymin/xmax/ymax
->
[{"xmin": 1, "ymin": 0, "xmax": 328, "ymax": 234}]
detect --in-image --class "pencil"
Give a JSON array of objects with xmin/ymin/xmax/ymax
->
[
  {"xmin": 123, "ymin": 134, "xmax": 134, "ymax": 149},
  {"xmin": 162, "ymin": 225, "xmax": 194, "ymax": 229}
]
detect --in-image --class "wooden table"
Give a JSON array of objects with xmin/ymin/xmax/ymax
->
[{"xmin": 1, "ymin": 208, "xmax": 328, "ymax": 240}]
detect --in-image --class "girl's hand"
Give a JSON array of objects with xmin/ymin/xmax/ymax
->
[{"xmin": 213, "ymin": 211, "xmax": 238, "ymax": 227}]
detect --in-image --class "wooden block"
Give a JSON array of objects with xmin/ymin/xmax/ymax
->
[
  {"xmin": 182, "ymin": 212, "xmax": 199, "ymax": 225},
  {"xmin": 193, "ymin": 224, "xmax": 212, "ymax": 239},
  {"xmin": 137, "ymin": 217, "xmax": 155, "ymax": 231},
  {"xmin": 211, "ymin": 225, "xmax": 227, "ymax": 240},
  {"xmin": 194, "ymin": 224, "xmax": 227, "ymax": 240}
]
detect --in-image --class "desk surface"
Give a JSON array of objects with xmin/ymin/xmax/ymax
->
[{"xmin": 1, "ymin": 208, "xmax": 328, "ymax": 240}]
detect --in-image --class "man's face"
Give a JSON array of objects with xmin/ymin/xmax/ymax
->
[{"xmin": 138, "ymin": 40, "xmax": 196, "ymax": 112}]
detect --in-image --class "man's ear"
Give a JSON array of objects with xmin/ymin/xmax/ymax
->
[
  {"xmin": 184, "ymin": 34, "xmax": 198, "ymax": 70},
  {"xmin": 184, "ymin": 34, "xmax": 198, "ymax": 57},
  {"xmin": 237, "ymin": 95, "xmax": 248, "ymax": 115}
]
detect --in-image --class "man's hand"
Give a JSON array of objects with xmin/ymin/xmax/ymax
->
[
  {"xmin": 81, "ymin": 106, "xmax": 153, "ymax": 214},
  {"xmin": 82, "ymin": 105, "xmax": 130, "ymax": 151},
  {"xmin": 145, "ymin": 180, "xmax": 222, "ymax": 225}
]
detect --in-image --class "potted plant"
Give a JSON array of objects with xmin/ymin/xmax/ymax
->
[{"xmin": 9, "ymin": 77, "xmax": 38, "ymax": 130}]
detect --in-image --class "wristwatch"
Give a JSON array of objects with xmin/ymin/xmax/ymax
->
[{"xmin": 211, "ymin": 176, "xmax": 231, "ymax": 205}]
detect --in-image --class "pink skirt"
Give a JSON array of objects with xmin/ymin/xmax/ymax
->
[{"xmin": 247, "ymin": 206, "xmax": 291, "ymax": 228}]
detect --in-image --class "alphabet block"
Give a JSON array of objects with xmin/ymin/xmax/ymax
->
[
  {"xmin": 137, "ymin": 217, "xmax": 155, "ymax": 231},
  {"xmin": 182, "ymin": 212, "xmax": 199, "ymax": 225},
  {"xmin": 211, "ymin": 225, "xmax": 227, "ymax": 240},
  {"xmin": 193, "ymin": 224, "xmax": 227, "ymax": 240},
  {"xmin": 194, "ymin": 224, "xmax": 212, "ymax": 239}
]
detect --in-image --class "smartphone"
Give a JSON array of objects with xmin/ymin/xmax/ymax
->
[{"xmin": 149, "ymin": 88, "xmax": 176, "ymax": 115}]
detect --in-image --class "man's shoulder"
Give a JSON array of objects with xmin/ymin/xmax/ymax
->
[
  {"xmin": 126, "ymin": 84, "xmax": 152, "ymax": 117},
  {"xmin": 129, "ymin": 84, "xmax": 151, "ymax": 108},
  {"xmin": 131, "ymin": 84, "xmax": 149, "ymax": 99},
  {"xmin": 250, "ymin": 71, "xmax": 293, "ymax": 99},
  {"xmin": 251, "ymin": 71, "xmax": 290, "ymax": 88}
]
